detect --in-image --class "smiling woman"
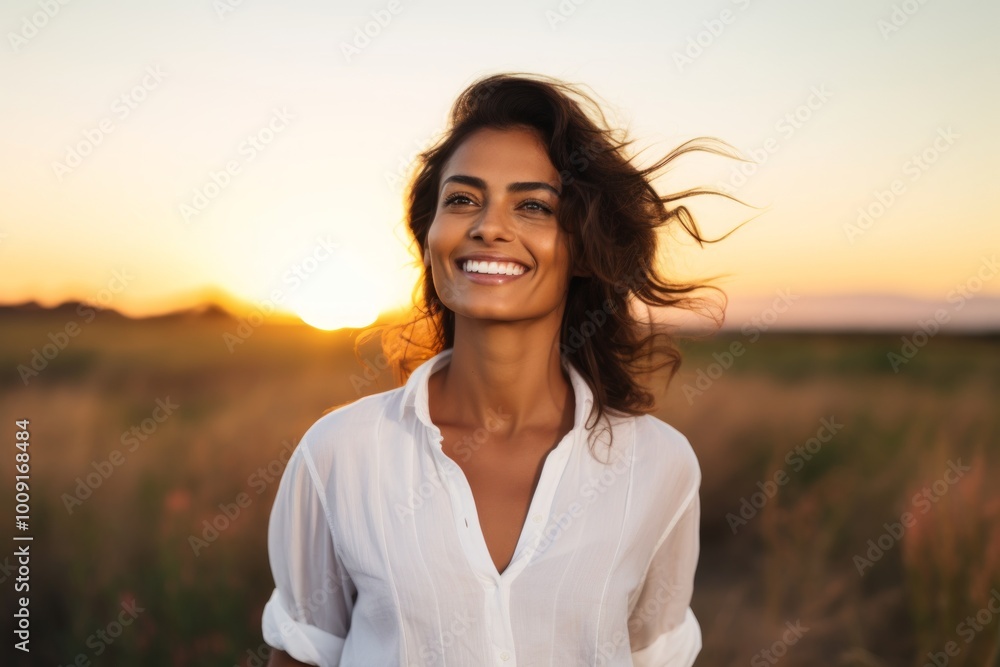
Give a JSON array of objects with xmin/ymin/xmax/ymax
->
[{"xmin": 262, "ymin": 72, "xmax": 749, "ymax": 666}]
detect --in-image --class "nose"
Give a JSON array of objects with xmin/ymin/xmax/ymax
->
[{"xmin": 469, "ymin": 200, "xmax": 515, "ymax": 242}]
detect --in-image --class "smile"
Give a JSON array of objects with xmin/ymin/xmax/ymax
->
[{"xmin": 459, "ymin": 259, "xmax": 527, "ymax": 276}]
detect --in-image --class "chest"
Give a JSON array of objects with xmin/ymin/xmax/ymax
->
[
  {"xmin": 438, "ymin": 425, "xmax": 560, "ymax": 575},
  {"xmin": 324, "ymin": 414, "xmax": 655, "ymax": 647}
]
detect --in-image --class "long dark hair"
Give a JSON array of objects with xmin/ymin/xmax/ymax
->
[{"xmin": 360, "ymin": 72, "xmax": 751, "ymax": 461}]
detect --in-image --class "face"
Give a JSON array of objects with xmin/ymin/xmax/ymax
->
[{"xmin": 424, "ymin": 125, "xmax": 581, "ymax": 323}]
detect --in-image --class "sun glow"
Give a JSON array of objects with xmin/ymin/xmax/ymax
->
[{"xmin": 285, "ymin": 249, "xmax": 383, "ymax": 331}]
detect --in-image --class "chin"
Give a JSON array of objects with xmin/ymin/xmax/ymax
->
[{"xmin": 454, "ymin": 305, "xmax": 523, "ymax": 320}]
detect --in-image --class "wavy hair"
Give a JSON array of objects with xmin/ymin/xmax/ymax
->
[{"xmin": 359, "ymin": 72, "xmax": 752, "ymax": 461}]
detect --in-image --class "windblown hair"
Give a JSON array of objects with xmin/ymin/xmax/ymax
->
[{"xmin": 359, "ymin": 72, "xmax": 751, "ymax": 461}]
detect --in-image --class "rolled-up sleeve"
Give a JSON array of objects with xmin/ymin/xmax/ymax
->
[
  {"xmin": 628, "ymin": 488, "xmax": 702, "ymax": 667},
  {"xmin": 262, "ymin": 441, "xmax": 356, "ymax": 666}
]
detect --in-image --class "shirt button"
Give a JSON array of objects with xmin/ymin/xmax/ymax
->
[
  {"xmin": 499, "ymin": 651, "xmax": 510, "ymax": 661},
  {"xmin": 532, "ymin": 514, "xmax": 542, "ymax": 524}
]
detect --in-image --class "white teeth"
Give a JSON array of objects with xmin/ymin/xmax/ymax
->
[{"xmin": 461, "ymin": 260, "xmax": 526, "ymax": 275}]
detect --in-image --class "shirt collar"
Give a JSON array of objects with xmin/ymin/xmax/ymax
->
[{"xmin": 397, "ymin": 348, "xmax": 595, "ymax": 433}]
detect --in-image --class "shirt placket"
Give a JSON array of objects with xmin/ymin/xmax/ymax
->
[{"xmin": 430, "ymin": 423, "xmax": 577, "ymax": 666}]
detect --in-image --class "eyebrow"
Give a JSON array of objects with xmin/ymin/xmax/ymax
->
[{"xmin": 440, "ymin": 174, "xmax": 562, "ymax": 198}]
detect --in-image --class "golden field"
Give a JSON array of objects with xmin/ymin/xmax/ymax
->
[{"xmin": 0, "ymin": 306, "xmax": 997, "ymax": 666}]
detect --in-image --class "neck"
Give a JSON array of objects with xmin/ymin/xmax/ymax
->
[{"xmin": 431, "ymin": 319, "xmax": 574, "ymax": 440}]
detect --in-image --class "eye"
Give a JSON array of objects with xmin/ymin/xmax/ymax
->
[
  {"xmin": 521, "ymin": 200, "xmax": 553, "ymax": 214},
  {"xmin": 442, "ymin": 192, "xmax": 553, "ymax": 215},
  {"xmin": 443, "ymin": 192, "xmax": 476, "ymax": 207}
]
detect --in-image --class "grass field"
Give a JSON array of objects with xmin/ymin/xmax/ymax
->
[{"xmin": 1, "ymin": 306, "xmax": 997, "ymax": 666}]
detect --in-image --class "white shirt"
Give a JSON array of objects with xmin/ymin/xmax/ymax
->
[{"xmin": 262, "ymin": 347, "xmax": 702, "ymax": 666}]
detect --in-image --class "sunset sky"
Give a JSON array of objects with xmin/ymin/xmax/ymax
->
[{"xmin": 1, "ymin": 0, "xmax": 997, "ymax": 330}]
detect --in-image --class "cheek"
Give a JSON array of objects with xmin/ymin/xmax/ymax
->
[
  {"xmin": 546, "ymin": 235, "xmax": 574, "ymax": 276},
  {"xmin": 426, "ymin": 223, "xmax": 464, "ymax": 278},
  {"xmin": 425, "ymin": 224, "xmax": 448, "ymax": 263},
  {"xmin": 427, "ymin": 215, "xmax": 462, "ymax": 249},
  {"xmin": 426, "ymin": 218, "xmax": 441, "ymax": 245}
]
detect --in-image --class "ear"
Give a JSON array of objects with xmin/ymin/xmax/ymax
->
[{"xmin": 423, "ymin": 245, "xmax": 430, "ymax": 268}]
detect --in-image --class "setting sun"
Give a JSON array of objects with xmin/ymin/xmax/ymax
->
[{"xmin": 285, "ymin": 249, "xmax": 383, "ymax": 331}]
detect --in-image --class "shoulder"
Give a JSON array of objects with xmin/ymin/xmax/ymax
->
[
  {"xmin": 629, "ymin": 413, "xmax": 701, "ymax": 507},
  {"xmin": 632, "ymin": 413, "xmax": 700, "ymax": 473},
  {"xmin": 295, "ymin": 385, "xmax": 404, "ymax": 475}
]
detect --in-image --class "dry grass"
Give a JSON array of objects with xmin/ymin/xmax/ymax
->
[{"xmin": 0, "ymin": 312, "xmax": 997, "ymax": 666}]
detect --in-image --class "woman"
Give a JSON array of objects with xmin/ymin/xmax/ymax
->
[{"xmin": 262, "ymin": 72, "xmax": 744, "ymax": 666}]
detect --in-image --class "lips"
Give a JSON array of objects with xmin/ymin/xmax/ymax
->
[
  {"xmin": 454, "ymin": 254, "xmax": 530, "ymax": 269},
  {"xmin": 456, "ymin": 259, "xmax": 527, "ymax": 279},
  {"xmin": 455, "ymin": 255, "xmax": 529, "ymax": 285}
]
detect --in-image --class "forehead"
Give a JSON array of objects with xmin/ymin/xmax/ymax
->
[{"xmin": 442, "ymin": 126, "xmax": 559, "ymax": 183}]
